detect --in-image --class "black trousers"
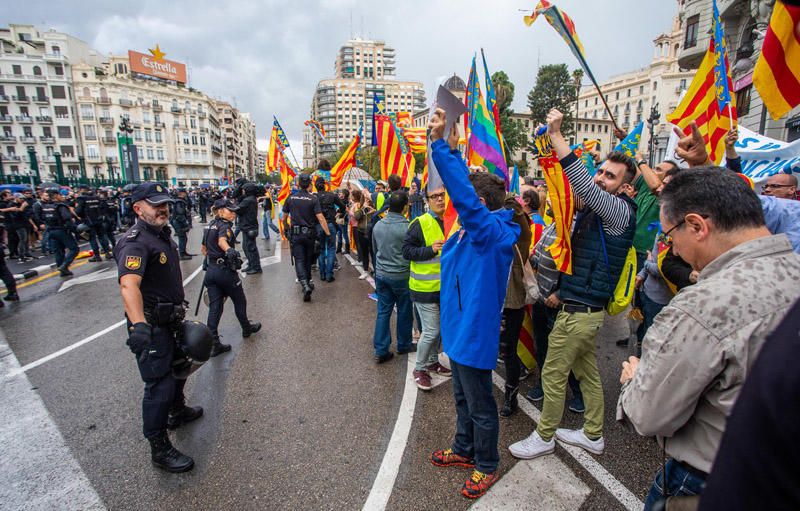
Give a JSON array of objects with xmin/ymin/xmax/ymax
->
[
  {"xmin": 241, "ymin": 230, "xmax": 260, "ymax": 270},
  {"xmin": 204, "ymin": 264, "xmax": 249, "ymax": 335},
  {"xmin": 0, "ymin": 252, "xmax": 16, "ymax": 294},
  {"xmin": 48, "ymin": 228, "xmax": 78, "ymax": 269},
  {"xmin": 291, "ymin": 231, "xmax": 315, "ymax": 282},
  {"xmin": 88, "ymin": 223, "xmax": 111, "ymax": 255},
  {"xmin": 199, "ymin": 205, "xmax": 207, "ymax": 223},
  {"xmin": 176, "ymin": 232, "xmax": 188, "ymax": 255},
  {"xmin": 354, "ymin": 229, "xmax": 371, "ymax": 272},
  {"xmin": 135, "ymin": 325, "xmax": 186, "ymax": 438},
  {"xmin": 499, "ymin": 307, "xmax": 526, "ymax": 389}
]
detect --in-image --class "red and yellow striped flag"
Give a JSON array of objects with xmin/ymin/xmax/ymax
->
[
  {"xmin": 666, "ymin": 40, "xmax": 737, "ymax": 164},
  {"xmin": 267, "ymin": 126, "xmax": 284, "ymax": 172},
  {"xmin": 517, "ymin": 305, "xmax": 537, "ymax": 371},
  {"xmin": 330, "ymin": 129, "xmax": 361, "ymax": 189},
  {"xmin": 375, "ymin": 113, "xmax": 415, "ymax": 186},
  {"xmin": 533, "ymin": 133, "xmax": 574, "ymax": 274},
  {"xmin": 276, "ymin": 152, "xmax": 293, "ymax": 205},
  {"xmin": 753, "ymin": 2, "xmax": 800, "ymax": 120}
]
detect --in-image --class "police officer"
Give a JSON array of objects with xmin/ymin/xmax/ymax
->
[
  {"xmin": 201, "ymin": 199, "xmax": 262, "ymax": 356},
  {"xmin": 99, "ymin": 188, "xmax": 119, "ymax": 250},
  {"xmin": 40, "ymin": 188, "xmax": 79, "ymax": 277},
  {"xmin": 197, "ymin": 189, "xmax": 210, "ymax": 223},
  {"xmin": 114, "ymin": 182, "xmax": 206, "ymax": 473},
  {"xmin": 282, "ymin": 173, "xmax": 331, "ymax": 301},
  {"xmin": 314, "ymin": 176, "xmax": 345, "ymax": 282},
  {"xmin": 170, "ymin": 188, "xmax": 193, "ymax": 260},
  {"xmin": 236, "ymin": 182, "xmax": 261, "ymax": 274},
  {"xmin": 75, "ymin": 184, "xmax": 112, "ymax": 261},
  {"xmin": 120, "ymin": 184, "xmax": 138, "ymax": 228}
]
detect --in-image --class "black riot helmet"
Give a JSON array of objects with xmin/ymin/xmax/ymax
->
[
  {"xmin": 178, "ymin": 321, "xmax": 213, "ymax": 363},
  {"xmin": 242, "ymin": 182, "xmax": 259, "ymax": 196},
  {"xmin": 122, "ymin": 183, "xmax": 138, "ymax": 194}
]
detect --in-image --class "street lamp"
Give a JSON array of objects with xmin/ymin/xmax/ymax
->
[
  {"xmin": 647, "ymin": 103, "xmax": 660, "ymax": 167},
  {"xmin": 118, "ymin": 116, "xmax": 135, "ymax": 182}
]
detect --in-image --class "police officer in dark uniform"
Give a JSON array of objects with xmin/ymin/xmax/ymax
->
[
  {"xmin": 282, "ymin": 173, "xmax": 331, "ymax": 301},
  {"xmin": 99, "ymin": 188, "xmax": 119, "ymax": 250},
  {"xmin": 236, "ymin": 182, "xmax": 261, "ymax": 274},
  {"xmin": 40, "ymin": 188, "xmax": 79, "ymax": 276},
  {"xmin": 198, "ymin": 189, "xmax": 210, "ymax": 223},
  {"xmin": 314, "ymin": 176, "xmax": 346, "ymax": 282},
  {"xmin": 201, "ymin": 199, "xmax": 262, "ymax": 356},
  {"xmin": 170, "ymin": 188, "xmax": 193, "ymax": 260},
  {"xmin": 120, "ymin": 184, "xmax": 138, "ymax": 228},
  {"xmin": 114, "ymin": 182, "xmax": 206, "ymax": 473},
  {"xmin": 75, "ymin": 184, "xmax": 112, "ymax": 262}
]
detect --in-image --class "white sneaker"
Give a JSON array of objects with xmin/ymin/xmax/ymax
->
[
  {"xmin": 555, "ymin": 428, "xmax": 605, "ymax": 455},
  {"xmin": 358, "ymin": 273, "xmax": 369, "ymax": 280},
  {"xmin": 508, "ymin": 430, "xmax": 555, "ymax": 459}
]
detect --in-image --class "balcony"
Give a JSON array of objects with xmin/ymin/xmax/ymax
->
[
  {"xmin": 154, "ymin": 122, "xmax": 166, "ymax": 128},
  {"xmin": 153, "ymin": 104, "xmax": 163, "ymax": 112},
  {"xmin": 4, "ymin": 155, "xmax": 22, "ymax": 161},
  {"xmin": 0, "ymin": 136, "xmax": 16, "ymax": 143},
  {"xmin": 97, "ymin": 97, "xmax": 112, "ymax": 105},
  {"xmin": 20, "ymin": 136, "xmax": 36, "ymax": 144},
  {"xmin": 39, "ymin": 136, "xmax": 55, "ymax": 143},
  {"xmin": 0, "ymin": 95, "xmax": 8, "ymax": 103},
  {"xmin": 44, "ymin": 53, "xmax": 65, "ymax": 62},
  {"xmin": 198, "ymin": 111, "xmax": 206, "ymax": 119},
  {"xmin": 200, "ymin": 127, "xmax": 208, "ymax": 133},
  {"xmin": 77, "ymin": 96, "xmax": 95, "ymax": 103},
  {"xmin": 105, "ymin": 156, "xmax": 118, "ymax": 163},
  {"xmin": 119, "ymin": 99, "xmax": 133, "ymax": 107},
  {"xmin": 101, "ymin": 136, "xmax": 116, "ymax": 144},
  {"xmin": 12, "ymin": 95, "xmax": 29, "ymax": 103},
  {"xmin": 212, "ymin": 145, "xmax": 222, "ymax": 153},
  {"xmin": 84, "ymin": 134, "xmax": 97, "ymax": 141},
  {"xmin": 171, "ymin": 107, "xmax": 182, "ymax": 113},
  {"xmin": 98, "ymin": 117, "xmax": 113, "ymax": 125},
  {"xmin": 33, "ymin": 96, "xmax": 49, "ymax": 104},
  {"xmin": 0, "ymin": 115, "xmax": 12, "ymax": 123},
  {"xmin": 173, "ymin": 122, "xmax": 181, "ymax": 128},
  {"xmin": 15, "ymin": 115, "xmax": 33, "ymax": 123},
  {"xmin": 35, "ymin": 115, "xmax": 52, "ymax": 123}
]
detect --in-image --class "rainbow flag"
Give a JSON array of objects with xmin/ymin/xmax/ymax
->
[
  {"xmin": 468, "ymin": 83, "xmax": 509, "ymax": 187},
  {"xmin": 533, "ymin": 130, "xmax": 575, "ymax": 274},
  {"xmin": 481, "ymin": 49, "xmax": 506, "ymax": 161},
  {"xmin": 753, "ymin": 0, "xmax": 800, "ymax": 119},
  {"xmin": 330, "ymin": 126, "xmax": 361, "ymax": 188},
  {"xmin": 304, "ymin": 119, "xmax": 326, "ymax": 142},
  {"xmin": 464, "ymin": 56, "xmax": 479, "ymax": 155}
]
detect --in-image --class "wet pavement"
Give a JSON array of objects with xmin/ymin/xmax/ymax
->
[{"xmin": 0, "ymin": 222, "xmax": 661, "ymax": 510}]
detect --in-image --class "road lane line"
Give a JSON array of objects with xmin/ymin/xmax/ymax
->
[
  {"xmin": 8, "ymin": 263, "xmax": 206, "ymax": 377},
  {"xmin": 14, "ymin": 260, "xmax": 91, "ymax": 290},
  {"xmin": 491, "ymin": 372, "xmax": 643, "ymax": 510}
]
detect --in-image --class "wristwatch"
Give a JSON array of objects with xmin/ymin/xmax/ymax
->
[{"xmin": 636, "ymin": 159, "xmax": 647, "ymax": 167}]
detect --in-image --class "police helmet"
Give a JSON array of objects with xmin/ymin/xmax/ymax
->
[
  {"xmin": 122, "ymin": 183, "xmax": 138, "ymax": 193},
  {"xmin": 242, "ymin": 182, "xmax": 259, "ymax": 196},
  {"xmin": 178, "ymin": 321, "xmax": 213, "ymax": 364},
  {"xmin": 45, "ymin": 187, "xmax": 60, "ymax": 196},
  {"xmin": 76, "ymin": 223, "xmax": 91, "ymax": 233},
  {"xmin": 298, "ymin": 173, "xmax": 312, "ymax": 188}
]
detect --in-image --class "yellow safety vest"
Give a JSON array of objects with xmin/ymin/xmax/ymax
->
[{"xmin": 409, "ymin": 213, "xmax": 443, "ymax": 293}]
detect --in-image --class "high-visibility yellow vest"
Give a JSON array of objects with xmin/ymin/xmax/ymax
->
[{"xmin": 409, "ymin": 213, "xmax": 443, "ymax": 293}]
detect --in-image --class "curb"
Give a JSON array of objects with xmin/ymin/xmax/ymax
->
[{"xmin": 9, "ymin": 251, "xmax": 94, "ymax": 283}]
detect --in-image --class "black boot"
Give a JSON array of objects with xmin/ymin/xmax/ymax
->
[
  {"xmin": 500, "ymin": 385, "xmax": 519, "ymax": 418},
  {"xmin": 148, "ymin": 432, "xmax": 194, "ymax": 472},
  {"xmin": 167, "ymin": 405, "xmax": 204, "ymax": 429},
  {"xmin": 3, "ymin": 293, "xmax": 19, "ymax": 301},
  {"xmin": 104, "ymin": 251, "xmax": 114, "ymax": 261},
  {"xmin": 242, "ymin": 321, "xmax": 262, "ymax": 338},
  {"xmin": 58, "ymin": 264, "xmax": 73, "ymax": 277},
  {"xmin": 88, "ymin": 255, "xmax": 103, "ymax": 262},
  {"xmin": 209, "ymin": 334, "xmax": 231, "ymax": 357},
  {"xmin": 300, "ymin": 280, "xmax": 312, "ymax": 302}
]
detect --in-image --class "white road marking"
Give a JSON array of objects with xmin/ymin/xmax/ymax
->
[
  {"xmin": 491, "ymin": 372, "xmax": 643, "ymax": 511},
  {"xmin": 8, "ymin": 263, "xmax": 206, "ymax": 378},
  {"xmin": 0, "ymin": 334, "xmax": 105, "ymax": 510},
  {"xmin": 57, "ymin": 268, "xmax": 117, "ymax": 293}
]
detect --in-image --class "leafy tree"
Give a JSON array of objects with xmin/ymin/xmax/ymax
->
[
  {"xmin": 491, "ymin": 71, "xmax": 527, "ymax": 164},
  {"xmin": 527, "ymin": 63, "xmax": 578, "ymax": 139}
]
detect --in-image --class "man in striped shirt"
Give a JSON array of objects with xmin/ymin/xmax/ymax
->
[{"xmin": 510, "ymin": 108, "xmax": 637, "ymax": 460}]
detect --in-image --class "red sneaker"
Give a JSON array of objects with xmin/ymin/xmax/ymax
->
[
  {"xmin": 413, "ymin": 369, "xmax": 432, "ymax": 391},
  {"xmin": 428, "ymin": 361, "xmax": 452, "ymax": 377},
  {"xmin": 430, "ymin": 448, "xmax": 475, "ymax": 468},
  {"xmin": 461, "ymin": 469, "xmax": 499, "ymax": 499}
]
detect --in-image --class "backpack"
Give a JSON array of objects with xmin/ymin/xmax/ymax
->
[{"xmin": 597, "ymin": 217, "xmax": 637, "ymax": 316}]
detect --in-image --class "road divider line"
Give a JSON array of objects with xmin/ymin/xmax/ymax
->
[
  {"xmin": 8, "ymin": 263, "xmax": 206, "ymax": 377},
  {"xmin": 491, "ymin": 372, "xmax": 643, "ymax": 511}
]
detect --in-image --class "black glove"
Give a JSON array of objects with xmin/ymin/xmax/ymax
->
[
  {"xmin": 127, "ymin": 322, "xmax": 152, "ymax": 356},
  {"xmin": 225, "ymin": 247, "xmax": 238, "ymax": 261}
]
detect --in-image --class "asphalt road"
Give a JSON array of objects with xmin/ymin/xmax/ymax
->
[{"xmin": 0, "ymin": 222, "xmax": 661, "ymax": 511}]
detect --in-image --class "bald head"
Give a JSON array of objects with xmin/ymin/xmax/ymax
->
[{"xmin": 762, "ymin": 173, "xmax": 797, "ymax": 199}]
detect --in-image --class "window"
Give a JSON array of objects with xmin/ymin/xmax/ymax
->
[
  {"xmin": 190, "ymin": 118, "xmax": 197, "ymax": 128},
  {"xmin": 143, "ymin": 111, "xmax": 151, "ymax": 123},
  {"xmin": 54, "ymin": 106, "xmax": 68, "ymax": 118},
  {"xmin": 736, "ymin": 85, "xmax": 752, "ymax": 116},
  {"xmin": 33, "ymin": 66, "xmax": 42, "ymax": 76},
  {"xmin": 154, "ymin": 113, "xmax": 160, "ymax": 124},
  {"xmin": 146, "ymin": 148, "xmax": 154, "ymax": 160},
  {"xmin": 653, "ymin": 81, "xmax": 658, "ymax": 91},
  {"xmin": 80, "ymin": 104, "xmax": 93, "ymax": 118},
  {"xmin": 183, "ymin": 132, "xmax": 190, "ymax": 144},
  {"xmin": 615, "ymin": 91, "xmax": 619, "ymax": 100},
  {"xmin": 144, "ymin": 129, "xmax": 152, "ymax": 142},
  {"xmin": 627, "ymin": 89, "xmax": 631, "ymax": 98},
  {"xmin": 60, "ymin": 145, "xmax": 74, "ymax": 157},
  {"xmin": 157, "ymin": 148, "xmax": 164, "ymax": 160},
  {"xmin": 685, "ymin": 15, "xmax": 699, "ymax": 49},
  {"xmin": 84, "ymin": 125, "xmax": 96, "ymax": 138},
  {"xmin": 42, "ymin": 126, "xmax": 52, "ymax": 137},
  {"xmin": 57, "ymin": 126, "xmax": 71, "ymax": 138},
  {"xmin": 594, "ymin": 97, "xmax": 598, "ymax": 105},
  {"xmin": 679, "ymin": 78, "xmax": 687, "ymax": 90},
  {"xmin": 152, "ymin": 99, "xmax": 159, "ymax": 107},
  {"xmin": 16, "ymin": 86, "xmax": 26, "ymax": 99},
  {"xmin": 12, "ymin": 65, "xmax": 21, "ymax": 76},
  {"xmin": 639, "ymin": 85, "xmax": 644, "ymax": 95},
  {"xmin": 87, "ymin": 144, "xmax": 99, "ymax": 158},
  {"xmin": 155, "ymin": 130, "xmax": 162, "ymax": 143},
  {"xmin": 134, "ymin": 129, "xmax": 142, "ymax": 141}
]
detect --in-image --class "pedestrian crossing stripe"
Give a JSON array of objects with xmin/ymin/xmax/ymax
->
[{"xmin": 125, "ymin": 256, "xmax": 142, "ymax": 270}]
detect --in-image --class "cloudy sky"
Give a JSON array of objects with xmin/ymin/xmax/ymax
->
[{"xmin": 8, "ymin": 0, "xmax": 679, "ymax": 157}]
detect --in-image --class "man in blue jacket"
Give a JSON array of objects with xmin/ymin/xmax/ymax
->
[{"xmin": 426, "ymin": 108, "xmax": 520, "ymax": 499}]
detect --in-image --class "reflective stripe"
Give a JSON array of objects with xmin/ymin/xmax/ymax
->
[{"xmin": 410, "ymin": 272, "xmax": 441, "ymax": 281}]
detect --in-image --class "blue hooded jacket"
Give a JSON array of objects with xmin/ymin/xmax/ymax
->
[{"xmin": 431, "ymin": 140, "xmax": 520, "ymax": 370}]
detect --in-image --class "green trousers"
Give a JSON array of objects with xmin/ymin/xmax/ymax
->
[{"xmin": 536, "ymin": 309, "xmax": 605, "ymax": 441}]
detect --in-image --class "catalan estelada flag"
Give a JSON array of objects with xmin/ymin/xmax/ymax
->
[
  {"xmin": 667, "ymin": 3, "xmax": 737, "ymax": 165},
  {"xmin": 375, "ymin": 112, "xmax": 415, "ymax": 186},
  {"xmin": 533, "ymin": 130, "xmax": 574, "ymax": 274},
  {"xmin": 753, "ymin": 1, "xmax": 800, "ymax": 120},
  {"xmin": 330, "ymin": 125, "xmax": 361, "ymax": 189},
  {"xmin": 517, "ymin": 305, "xmax": 536, "ymax": 371}
]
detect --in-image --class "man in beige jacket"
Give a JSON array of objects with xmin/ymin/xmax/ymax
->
[{"xmin": 617, "ymin": 168, "xmax": 800, "ymax": 509}]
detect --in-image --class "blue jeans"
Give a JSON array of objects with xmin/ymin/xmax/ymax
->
[
  {"xmin": 262, "ymin": 213, "xmax": 279, "ymax": 239},
  {"xmin": 637, "ymin": 291, "xmax": 667, "ymax": 343},
  {"xmin": 372, "ymin": 274, "xmax": 413, "ymax": 356},
  {"xmin": 644, "ymin": 459, "xmax": 706, "ymax": 510},
  {"xmin": 336, "ymin": 222, "xmax": 350, "ymax": 253},
  {"xmin": 316, "ymin": 223, "xmax": 336, "ymax": 279},
  {"xmin": 451, "ymin": 360, "xmax": 500, "ymax": 474}
]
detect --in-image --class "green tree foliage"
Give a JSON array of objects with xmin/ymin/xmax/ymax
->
[
  {"xmin": 527, "ymin": 63, "xmax": 578, "ymax": 139},
  {"xmin": 491, "ymin": 71, "xmax": 527, "ymax": 164}
]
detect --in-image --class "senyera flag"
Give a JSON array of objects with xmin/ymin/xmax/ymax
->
[
  {"xmin": 753, "ymin": 1, "xmax": 800, "ymax": 120},
  {"xmin": 330, "ymin": 125, "xmax": 361, "ymax": 189}
]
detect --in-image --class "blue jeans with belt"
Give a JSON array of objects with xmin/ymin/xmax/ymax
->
[{"xmin": 644, "ymin": 459, "xmax": 706, "ymax": 510}]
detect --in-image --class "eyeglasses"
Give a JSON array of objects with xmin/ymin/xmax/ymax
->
[
  {"xmin": 427, "ymin": 192, "xmax": 446, "ymax": 200},
  {"xmin": 657, "ymin": 219, "xmax": 686, "ymax": 246},
  {"xmin": 762, "ymin": 184, "xmax": 795, "ymax": 189}
]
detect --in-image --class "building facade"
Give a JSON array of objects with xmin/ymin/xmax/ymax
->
[
  {"xmin": 677, "ymin": 0, "xmax": 800, "ymax": 141},
  {"xmin": 304, "ymin": 38, "xmax": 426, "ymax": 168},
  {"xmin": 0, "ymin": 24, "xmax": 102, "ymax": 179}
]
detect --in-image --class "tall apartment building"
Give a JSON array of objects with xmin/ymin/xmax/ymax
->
[
  {"xmin": 0, "ymin": 24, "xmax": 102, "ymax": 178},
  {"xmin": 571, "ymin": 13, "xmax": 696, "ymax": 164},
  {"xmin": 214, "ymin": 101, "xmax": 256, "ymax": 180},
  {"xmin": 256, "ymin": 149, "xmax": 267, "ymax": 175},
  {"xmin": 304, "ymin": 38, "xmax": 426, "ymax": 168},
  {"xmin": 677, "ymin": 0, "xmax": 799, "ymax": 141}
]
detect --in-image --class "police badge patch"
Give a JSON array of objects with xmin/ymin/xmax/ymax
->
[
  {"xmin": 125, "ymin": 255, "xmax": 142, "ymax": 270},
  {"xmin": 159, "ymin": 252, "xmax": 167, "ymax": 264}
]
